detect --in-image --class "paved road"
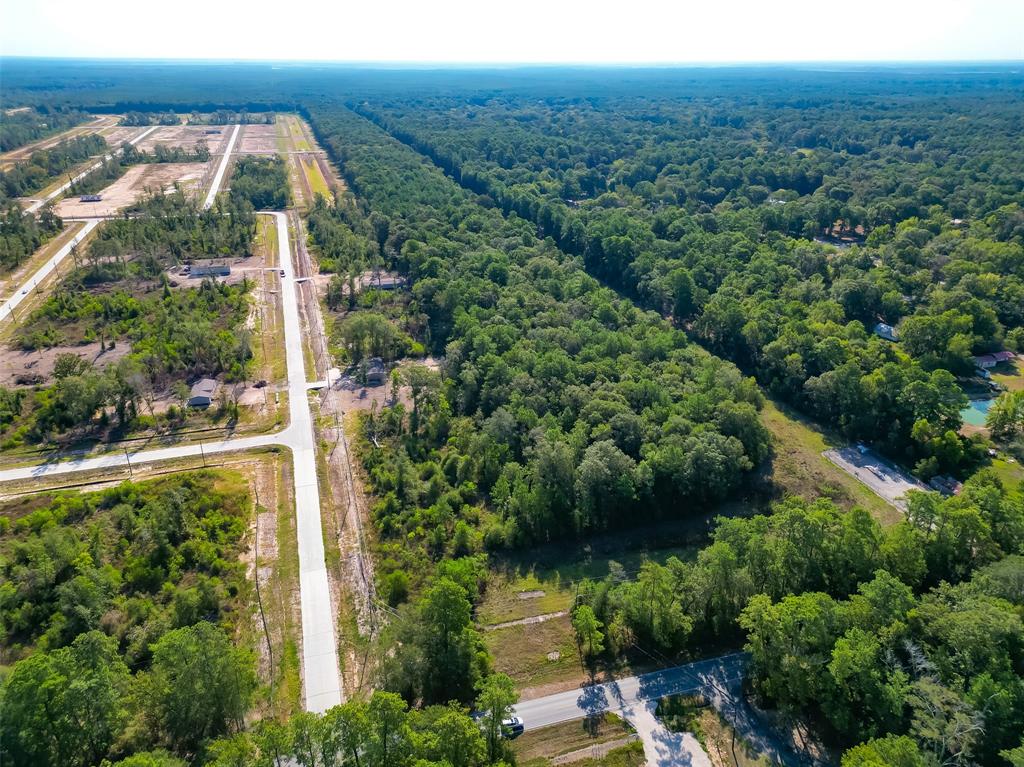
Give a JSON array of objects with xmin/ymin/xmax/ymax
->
[
  {"xmin": 824, "ymin": 446, "xmax": 926, "ymax": 510},
  {"xmin": 271, "ymin": 210, "xmax": 343, "ymax": 712},
  {"xmin": 0, "ymin": 212, "xmax": 344, "ymax": 713},
  {"xmin": 514, "ymin": 653, "xmax": 798, "ymax": 767},
  {"xmin": 0, "ymin": 218, "xmax": 101, "ymax": 322},
  {"xmin": 24, "ymin": 125, "xmax": 160, "ymax": 214},
  {"xmin": 202, "ymin": 124, "xmax": 240, "ymax": 210}
]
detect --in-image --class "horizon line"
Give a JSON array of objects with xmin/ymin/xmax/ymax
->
[{"xmin": 3, "ymin": 55, "xmax": 1024, "ymax": 69}]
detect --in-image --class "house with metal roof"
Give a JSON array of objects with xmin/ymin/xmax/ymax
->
[{"xmin": 187, "ymin": 378, "xmax": 218, "ymax": 408}]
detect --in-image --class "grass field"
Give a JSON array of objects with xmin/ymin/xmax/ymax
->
[
  {"xmin": 760, "ymin": 400, "xmax": 901, "ymax": 525},
  {"xmin": 991, "ymin": 457, "xmax": 1024, "ymax": 498},
  {"xmin": 482, "ymin": 531, "xmax": 700, "ymax": 691},
  {"xmin": 991, "ymin": 358, "xmax": 1024, "ymax": 391},
  {"xmin": 515, "ymin": 714, "xmax": 642, "ymax": 767},
  {"xmin": 303, "ymin": 157, "xmax": 332, "ymax": 200}
]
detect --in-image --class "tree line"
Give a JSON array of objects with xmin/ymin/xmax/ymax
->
[{"xmin": 352, "ymin": 87, "xmax": 1024, "ymax": 479}]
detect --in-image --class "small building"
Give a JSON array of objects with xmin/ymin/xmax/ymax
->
[
  {"xmin": 928, "ymin": 475, "xmax": 963, "ymax": 497},
  {"xmin": 365, "ymin": 357, "xmax": 387, "ymax": 386},
  {"xmin": 188, "ymin": 378, "xmax": 218, "ymax": 408},
  {"xmin": 79, "ymin": 194, "xmax": 103, "ymax": 203},
  {"xmin": 873, "ymin": 322, "xmax": 898, "ymax": 342},
  {"xmin": 360, "ymin": 272, "xmax": 405, "ymax": 292},
  {"xmin": 974, "ymin": 351, "xmax": 1015, "ymax": 369},
  {"xmin": 190, "ymin": 260, "xmax": 231, "ymax": 277}
]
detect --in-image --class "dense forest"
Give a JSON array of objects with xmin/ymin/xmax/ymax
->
[
  {"xmin": 229, "ymin": 155, "xmax": 290, "ymax": 210},
  {"xmin": 0, "ymin": 202, "xmax": 63, "ymax": 272},
  {"xmin": 0, "ymin": 106, "xmax": 92, "ymax": 152},
  {"xmin": 308, "ymin": 105, "xmax": 771, "ymax": 562},
  {"xmin": 350, "ymin": 89, "xmax": 1024, "ymax": 478},
  {"xmin": 1, "ymin": 64, "xmax": 1023, "ymax": 767}
]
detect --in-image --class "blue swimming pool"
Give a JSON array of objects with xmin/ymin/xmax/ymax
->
[{"xmin": 961, "ymin": 398, "xmax": 994, "ymax": 427}]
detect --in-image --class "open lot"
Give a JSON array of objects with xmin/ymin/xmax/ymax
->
[
  {"xmin": 54, "ymin": 161, "xmax": 208, "ymax": 217},
  {"xmin": 760, "ymin": 401, "xmax": 901, "ymax": 524},
  {"xmin": 823, "ymin": 446, "xmax": 926, "ymax": 511},
  {"xmin": 134, "ymin": 124, "xmax": 230, "ymax": 153},
  {"xmin": 98, "ymin": 125, "xmax": 150, "ymax": 146},
  {"xmin": 238, "ymin": 123, "xmax": 280, "ymax": 154},
  {"xmin": 0, "ymin": 342, "xmax": 129, "ymax": 388}
]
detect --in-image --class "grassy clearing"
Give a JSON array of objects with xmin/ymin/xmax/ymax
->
[
  {"xmin": 760, "ymin": 400, "xmax": 900, "ymax": 525},
  {"xmin": 656, "ymin": 695, "xmax": 774, "ymax": 767},
  {"xmin": 514, "ymin": 714, "xmax": 638, "ymax": 766},
  {"xmin": 991, "ymin": 359, "xmax": 1024, "ymax": 392},
  {"xmin": 265, "ymin": 454, "xmax": 303, "ymax": 717},
  {"xmin": 991, "ymin": 458, "xmax": 1024, "ymax": 498},
  {"xmin": 484, "ymin": 613, "xmax": 582, "ymax": 689},
  {"xmin": 251, "ymin": 216, "xmax": 287, "ymax": 384},
  {"xmin": 481, "ymin": 536, "xmax": 698, "ymax": 627},
  {"xmin": 303, "ymin": 158, "xmax": 332, "ymax": 201}
]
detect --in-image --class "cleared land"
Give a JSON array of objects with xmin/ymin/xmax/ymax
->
[
  {"xmin": 760, "ymin": 401, "xmax": 901, "ymax": 524},
  {"xmin": 238, "ymin": 124, "xmax": 280, "ymax": 154},
  {"xmin": 99, "ymin": 125, "xmax": 149, "ymax": 146},
  {"xmin": 54, "ymin": 161, "xmax": 207, "ymax": 217},
  {"xmin": 134, "ymin": 124, "xmax": 230, "ymax": 153}
]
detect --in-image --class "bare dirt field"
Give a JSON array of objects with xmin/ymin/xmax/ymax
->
[
  {"xmin": 135, "ymin": 125, "xmax": 229, "ymax": 154},
  {"xmin": 54, "ymin": 162, "xmax": 208, "ymax": 217},
  {"xmin": 0, "ymin": 342, "xmax": 129, "ymax": 388},
  {"xmin": 237, "ymin": 124, "xmax": 279, "ymax": 154},
  {"xmin": 100, "ymin": 126, "xmax": 149, "ymax": 147}
]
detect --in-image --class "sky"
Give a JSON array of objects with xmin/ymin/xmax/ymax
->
[{"xmin": 2, "ymin": 0, "xmax": 1023, "ymax": 64}]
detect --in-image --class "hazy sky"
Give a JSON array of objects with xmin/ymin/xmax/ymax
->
[{"xmin": 2, "ymin": 0, "xmax": 1022, "ymax": 63}]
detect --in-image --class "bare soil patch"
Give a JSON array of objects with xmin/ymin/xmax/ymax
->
[
  {"xmin": 237, "ymin": 124, "xmax": 279, "ymax": 154},
  {"xmin": 0, "ymin": 342, "xmax": 129, "ymax": 387},
  {"xmin": 135, "ymin": 125, "xmax": 229, "ymax": 154},
  {"xmin": 100, "ymin": 126, "xmax": 149, "ymax": 147},
  {"xmin": 54, "ymin": 162, "xmax": 208, "ymax": 217}
]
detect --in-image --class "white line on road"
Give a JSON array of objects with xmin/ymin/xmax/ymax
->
[
  {"xmin": 0, "ymin": 219, "xmax": 101, "ymax": 322},
  {"xmin": 202, "ymin": 124, "xmax": 241, "ymax": 210},
  {"xmin": 24, "ymin": 125, "xmax": 161, "ymax": 214}
]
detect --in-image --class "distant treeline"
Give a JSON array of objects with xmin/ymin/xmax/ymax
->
[{"xmin": 0, "ymin": 107, "xmax": 92, "ymax": 152}]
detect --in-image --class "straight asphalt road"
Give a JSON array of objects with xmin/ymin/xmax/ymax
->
[
  {"xmin": 24, "ymin": 125, "xmax": 160, "ymax": 214},
  {"xmin": 513, "ymin": 653, "xmax": 798, "ymax": 767},
  {"xmin": 0, "ymin": 218, "xmax": 100, "ymax": 322},
  {"xmin": 202, "ymin": 124, "xmax": 241, "ymax": 210},
  {"xmin": 271, "ymin": 210, "xmax": 343, "ymax": 712}
]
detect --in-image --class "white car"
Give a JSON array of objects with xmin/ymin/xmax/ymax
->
[{"xmin": 502, "ymin": 716, "xmax": 524, "ymax": 738}]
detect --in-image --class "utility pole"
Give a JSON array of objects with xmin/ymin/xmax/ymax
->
[
  {"xmin": 199, "ymin": 439, "xmax": 207, "ymax": 468},
  {"xmin": 124, "ymin": 448, "xmax": 133, "ymax": 478}
]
